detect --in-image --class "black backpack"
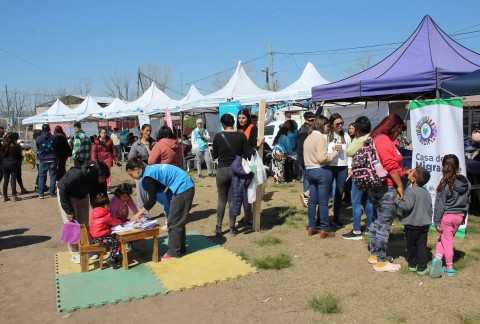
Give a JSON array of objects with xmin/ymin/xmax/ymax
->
[{"xmin": 351, "ymin": 137, "xmax": 387, "ymax": 191}]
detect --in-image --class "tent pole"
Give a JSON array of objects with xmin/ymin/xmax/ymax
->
[{"xmin": 180, "ymin": 112, "xmax": 185, "ymax": 170}]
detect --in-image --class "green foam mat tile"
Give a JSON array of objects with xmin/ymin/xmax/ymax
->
[{"xmin": 55, "ymin": 263, "xmax": 167, "ymax": 312}]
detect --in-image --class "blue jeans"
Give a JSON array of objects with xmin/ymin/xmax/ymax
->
[
  {"xmin": 302, "ymin": 169, "xmax": 309, "ymax": 192},
  {"xmin": 115, "ymin": 145, "xmax": 122, "ymax": 161},
  {"xmin": 38, "ymin": 160, "xmax": 57, "ymax": 196},
  {"xmin": 351, "ymin": 180, "xmax": 373, "ymax": 232},
  {"xmin": 331, "ymin": 166, "xmax": 348, "ymax": 218},
  {"xmin": 307, "ymin": 166, "xmax": 332, "ymax": 231}
]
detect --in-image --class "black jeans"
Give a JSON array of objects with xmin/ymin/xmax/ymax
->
[
  {"xmin": 216, "ymin": 167, "xmax": 235, "ymax": 227},
  {"xmin": 404, "ymin": 225, "xmax": 430, "ymax": 271},
  {"xmin": 2, "ymin": 165, "xmax": 17, "ymax": 196},
  {"xmin": 167, "ymin": 187, "xmax": 195, "ymax": 257}
]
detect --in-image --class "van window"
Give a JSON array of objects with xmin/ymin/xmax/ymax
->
[{"xmin": 264, "ymin": 125, "xmax": 276, "ymax": 136}]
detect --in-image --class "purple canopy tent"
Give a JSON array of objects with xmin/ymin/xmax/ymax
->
[{"xmin": 312, "ymin": 16, "xmax": 480, "ymax": 102}]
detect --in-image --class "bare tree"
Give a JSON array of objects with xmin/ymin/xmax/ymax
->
[
  {"xmin": 104, "ymin": 72, "xmax": 134, "ymax": 101},
  {"xmin": 343, "ymin": 51, "xmax": 373, "ymax": 77},
  {"xmin": 72, "ymin": 80, "xmax": 92, "ymax": 96},
  {"xmin": 0, "ymin": 90, "xmax": 36, "ymax": 130},
  {"xmin": 138, "ymin": 63, "xmax": 170, "ymax": 93}
]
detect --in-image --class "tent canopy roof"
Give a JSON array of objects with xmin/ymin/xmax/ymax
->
[
  {"xmin": 312, "ymin": 15, "xmax": 480, "ymax": 102},
  {"xmin": 441, "ymin": 69, "xmax": 480, "ymax": 97}
]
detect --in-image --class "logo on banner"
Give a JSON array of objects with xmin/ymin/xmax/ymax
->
[{"xmin": 415, "ymin": 116, "xmax": 437, "ymax": 145}]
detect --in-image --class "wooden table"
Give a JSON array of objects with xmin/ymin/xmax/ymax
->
[{"xmin": 115, "ymin": 226, "xmax": 160, "ymax": 269}]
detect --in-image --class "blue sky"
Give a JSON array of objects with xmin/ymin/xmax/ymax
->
[{"xmin": 1, "ymin": 0, "xmax": 480, "ymax": 101}]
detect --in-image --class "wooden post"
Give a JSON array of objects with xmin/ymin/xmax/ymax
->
[{"xmin": 252, "ymin": 100, "xmax": 266, "ymax": 231}]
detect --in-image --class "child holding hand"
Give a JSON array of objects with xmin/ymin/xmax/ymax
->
[
  {"xmin": 89, "ymin": 193, "xmax": 124, "ymax": 269},
  {"xmin": 430, "ymin": 154, "xmax": 471, "ymax": 278},
  {"xmin": 395, "ymin": 167, "xmax": 432, "ymax": 275},
  {"xmin": 110, "ymin": 183, "xmax": 139, "ymax": 222}
]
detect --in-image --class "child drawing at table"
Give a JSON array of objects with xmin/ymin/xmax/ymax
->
[
  {"xmin": 89, "ymin": 193, "xmax": 123, "ymax": 269},
  {"xmin": 110, "ymin": 183, "xmax": 139, "ymax": 222}
]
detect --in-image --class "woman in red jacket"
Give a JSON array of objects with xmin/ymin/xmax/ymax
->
[
  {"xmin": 89, "ymin": 193, "xmax": 123, "ymax": 269},
  {"xmin": 368, "ymin": 113, "xmax": 409, "ymax": 273},
  {"xmin": 91, "ymin": 128, "xmax": 121, "ymax": 193}
]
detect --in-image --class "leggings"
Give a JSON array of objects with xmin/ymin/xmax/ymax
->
[
  {"xmin": 93, "ymin": 235, "xmax": 121, "ymax": 260},
  {"xmin": 435, "ymin": 213, "xmax": 464, "ymax": 268}
]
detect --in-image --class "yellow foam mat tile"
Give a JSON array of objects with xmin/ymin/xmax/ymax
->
[
  {"xmin": 55, "ymin": 252, "xmax": 141, "ymax": 275},
  {"xmin": 147, "ymin": 248, "xmax": 256, "ymax": 292}
]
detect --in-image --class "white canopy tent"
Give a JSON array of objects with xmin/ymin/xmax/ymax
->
[
  {"xmin": 50, "ymin": 95, "xmax": 104, "ymax": 122},
  {"xmin": 242, "ymin": 62, "xmax": 330, "ymax": 104},
  {"xmin": 180, "ymin": 61, "xmax": 272, "ymax": 112},
  {"xmin": 91, "ymin": 98, "xmax": 129, "ymax": 120},
  {"xmin": 22, "ymin": 99, "xmax": 73, "ymax": 125},
  {"xmin": 107, "ymin": 83, "xmax": 179, "ymax": 119}
]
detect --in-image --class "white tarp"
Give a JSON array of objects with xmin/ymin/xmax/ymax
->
[
  {"xmin": 323, "ymin": 101, "xmax": 390, "ymax": 130},
  {"xmin": 22, "ymin": 99, "xmax": 73, "ymax": 125}
]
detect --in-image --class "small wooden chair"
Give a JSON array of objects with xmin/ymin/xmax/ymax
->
[{"xmin": 79, "ymin": 224, "xmax": 106, "ymax": 272}]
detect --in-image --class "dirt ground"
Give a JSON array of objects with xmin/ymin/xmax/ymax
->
[{"xmin": 2, "ymin": 163, "xmax": 480, "ymax": 324}]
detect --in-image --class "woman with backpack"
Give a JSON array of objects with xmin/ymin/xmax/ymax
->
[
  {"xmin": 342, "ymin": 116, "xmax": 373, "ymax": 240},
  {"xmin": 367, "ymin": 113, "xmax": 409, "ymax": 272}
]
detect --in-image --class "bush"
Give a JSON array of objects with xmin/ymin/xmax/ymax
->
[
  {"xmin": 308, "ymin": 293, "xmax": 341, "ymax": 314},
  {"xmin": 253, "ymin": 253, "xmax": 292, "ymax": 270}
]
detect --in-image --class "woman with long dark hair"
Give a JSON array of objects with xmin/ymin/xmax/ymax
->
[
  {"xmin": 368, "ymin": 113, "xmax": 409, "ymax": 272},
  {"xmin": 327, "ymin": 113, "xmax": 352, "ymax": 228},
  {"xmin": 271, "ymin": 125, "xmax": 292, "ymax": 183},
  {"xmin": 91, "ymin": 127, "xmax": 120, "ymax": 193},
  {"xmin": 212, "ymin": 113, "xmax": 250, "ymax": 236},
  {"xmin": 237, "ymin": 108, "xmax": 258, "ymax": 149},
  {"xmin": 54, "ymin": 126, "xmax": 72, "ymax": 182},
  {"xmin": 1, "ymin": 132, "xmax": 23, "ymax": 202}
]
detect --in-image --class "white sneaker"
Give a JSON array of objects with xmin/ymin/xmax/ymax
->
[
  {"xmin": 89, "ymin": 254, "xmax": 99, "ymax": 260},
  {"xmin": 71, "ymin": 254, "xmax": 80, "ymax": 264},
  {"xmin": 300, "ymin": 193, "xmax": 308, "ymax": 208}
]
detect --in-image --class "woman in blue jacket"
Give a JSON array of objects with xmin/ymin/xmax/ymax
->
[
  {"xmin": 126, "ymin": 158, "xmax": 195, "ymax": 260},
  {"xmin": 271, "ymin": 126, "xmax": 292, "ymax": 183}
]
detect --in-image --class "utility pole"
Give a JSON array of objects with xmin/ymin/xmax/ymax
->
[
  {"xmin": 269, "ymin": 44, "xmax": 277, "ymax": 91},
  {"xmin": 136, "ymin": 68, "xmax": 142, "ymax": 99}
]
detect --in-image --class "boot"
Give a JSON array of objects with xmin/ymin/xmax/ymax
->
[
  {"xmin": 11, "ymin": 195, "xmax": 22, "ymax": 202},
  {"xmin": 214, "ymin": 225, "xmax": 223, "ymax": 237}
]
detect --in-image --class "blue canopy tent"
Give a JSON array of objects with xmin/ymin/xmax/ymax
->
[
  {"xmin": 312, "ymin": 16, "xmax": 480, "ymax": 102},
  {"xmin": 441, "ymin": 69, "xmax": 480, "ymax": 97}
]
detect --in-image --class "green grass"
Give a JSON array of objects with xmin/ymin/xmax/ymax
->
[
  {"xmin": 279, "ymin": 206, "xmax": 298, "ymax": 219},
  {"xmin": 388, "ymin": 315, "xmax": 407, "ymax": 323},
  {"xmin": 454, "ymin": 250, "xmax": 480, "ymax": 271},
  {"xmin": 254, "ymin": 236, "xmax": 282, "ymax": 247},
  {"xmin": 253, "ymin": 253, "xmax": 292, "ymax": 270},
  {"xmin": 308, "ymin": 294, "xmax": 341, "ymax": 314},
  {"xmin": 459, "ymin": 314, "xmax": 480, "ymax": 324},
  {"xmin": 237, "ymin": 250, "xmax": 248, "ymax": 261}
]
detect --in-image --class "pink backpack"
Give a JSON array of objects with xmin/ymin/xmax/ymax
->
[{"xmin": 351, "ymin": 137, "xmax": 387, "ymax": 191}]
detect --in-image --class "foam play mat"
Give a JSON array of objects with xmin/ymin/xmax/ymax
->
[{"xmin": 55, "ymin": 232, "xmax": 256, "ymax": 312}]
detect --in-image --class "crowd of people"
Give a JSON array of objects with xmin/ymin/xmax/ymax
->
[{"xmin": 1, "ymin": 109, "xmax": 472, "ymax": 277}]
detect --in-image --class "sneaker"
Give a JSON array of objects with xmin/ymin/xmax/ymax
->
[
  {"xmin": 229, "ymin": 227, "xmax": 239, "ymax": 236},
  {"xmin": 430, "ymin": 258, "xmax": 443, "ymax": 279},
  {"xmin": 408, "ymin": 266, "xmax": 418, "ymax": 272},
  {"xmin": 107, "ymin": 189, "xmax": 114, "ymax": 194},
  {"xmin": 106, "ymin": 257, "xmax": 120, "ymax": 269},
  {"xmin": 443, "ymin": 266, "xmax": 456, "ymax": 277},
  {"xmin": 89, "ymin": 254, "xmax": 99, "ymax": 260},
  {"xmin": 39, "ymin": 195, "xmax": 45, "ymax": 199},
  {"xmin": 300, "ymin": 193, "xmax": 308, "ymax": 208},
  {"xmin": 417, "ymin": 269, "xmax": 429, "ymax": 276},
  {"xmin": 161, "ymin": 253, "xmax": 178, "ymax": 261},
  {"xmin": 71, "ymin": 254, "xmax": 80, "ymax": 264},
  {"xmin": 198, "ymin": 174, "xmax": 205, "ymax": 178},
  {"xmin": 341, "ymin": 230, "xmax": 363, "ymax": 240}
]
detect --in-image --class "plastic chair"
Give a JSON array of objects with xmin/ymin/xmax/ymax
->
[{"xmin": 79, "ymin": 224, "xmax": 106, "ymax": 272}]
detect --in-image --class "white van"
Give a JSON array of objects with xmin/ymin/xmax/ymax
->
[{"xmin": 264, "ymin": 121, "xmax": 285, "ymax": 148}]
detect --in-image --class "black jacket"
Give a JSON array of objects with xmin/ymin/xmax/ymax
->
[
  {"xmin": 296, "ymin": 123, "xmax": 310, "ymax": 169},
  {"xmin": 58, "ymin": 163, "xmax": 108, "ymax": 214}
]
